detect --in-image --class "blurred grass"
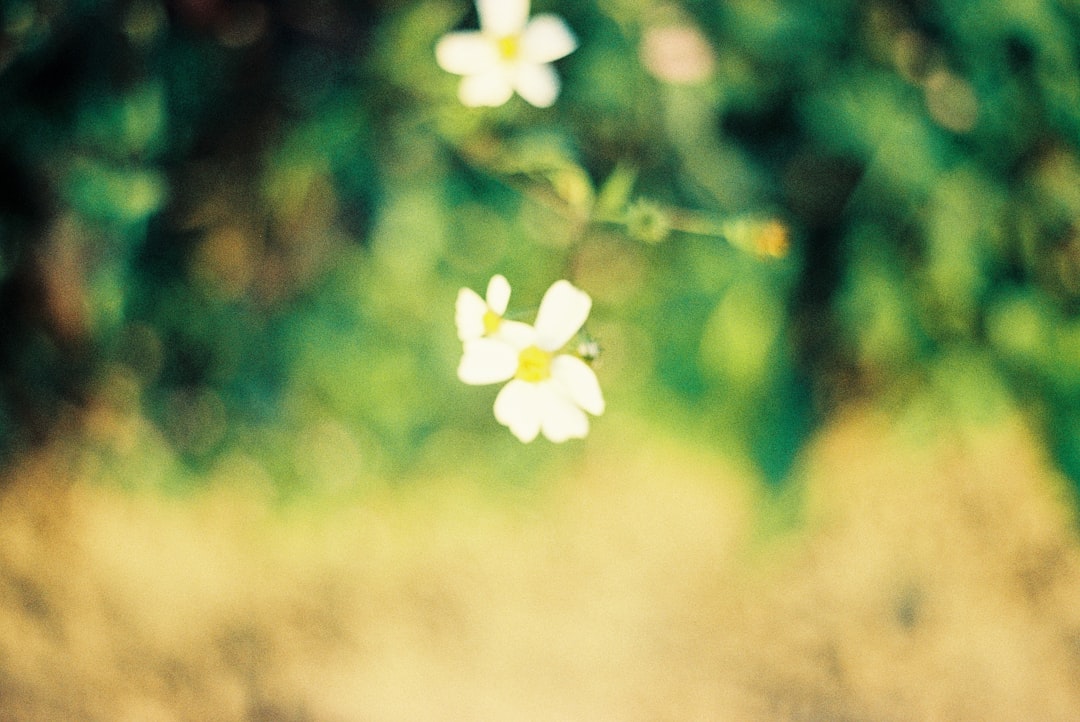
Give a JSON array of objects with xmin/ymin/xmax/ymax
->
[{"xmin": 3, "ymin": 399, "xmax": 1080, "ymax": 719}]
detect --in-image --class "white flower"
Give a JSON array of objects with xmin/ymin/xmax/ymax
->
[
  {"xmin": 458, "ymin": 279, "xmax": 604, "ymax": 443},
  {"xmin": 455, "ymin": 274, "xmax": 533, "ymax": 342},
  {"xmin": 435, "ymin": 0, "xmax": 578, "ymax": 108}
]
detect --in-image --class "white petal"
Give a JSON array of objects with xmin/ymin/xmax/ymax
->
[
  {"xmin": 486, "ymin": 274, "xmax": 511, "ymax": 315},
  {"xmin": 458, "ymin": 338, "xmax": 517, "ymax": 385},
  {"xmin": 551, "ymin": 355, "xmax": 605, "ymax": 415},
  {"xmin": 436, "ymin": 32, "xmax": 497, "ymax": 75},
  {"xmin": 512, "ymin": 63, "xmax": 560, "ymax": 107},
  {"xmin": 534, "ymin": 280, "xmax": 591, "ymax": 351},
  {"xmin": 494, "ymin": 379, "xmax": 543, "ymax": 442},
  {"xmin": 493, "ymin": 319, "xmax": 536, "ymax": 348},
  {"xmin": 539, "ymin": 384, "xmax": 589, "ymax": 442},
  {"xmin": 459, "ymin": 71, "xmax": 515, "ymax": 107},
  {"xmin": 477, "ymin": 0, "xmax": 529, "ymax": 37},
  {"xmin": 520, "ymin": 15, "xmax": 577, "ymax": 64},
  {"xmin": 456, "ymin": 287, "xmax": 488, "ymax": 341}
]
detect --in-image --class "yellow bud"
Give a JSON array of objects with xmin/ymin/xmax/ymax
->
[
  {"xmin": 516, "ymin": 345, "xmax": 552, "ymax": 382},
  {"xmin": 483, "ymin": 309, "xmax": 502, "ymax": 335},
  {"xmin": 497, "ymin": 35, "xmax": 520, "ymax": 61}
]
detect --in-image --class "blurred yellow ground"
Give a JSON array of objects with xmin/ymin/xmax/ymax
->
[{"xmin": 2, "ymin": 405, "xmax": 1080, "ymax": 720}]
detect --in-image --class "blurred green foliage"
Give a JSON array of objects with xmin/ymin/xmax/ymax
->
[{"xmin": 1, "ymin": 0, "xmax": 1079, "ymax": 494}]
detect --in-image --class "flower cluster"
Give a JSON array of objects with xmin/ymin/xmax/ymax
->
[
  {"xmin": 456, "ymin": 275, "xmax": 604, "ymax": 442},
  {"xmin": 435, "ymin": 0, "xmax": 577, "ymax": 108}
]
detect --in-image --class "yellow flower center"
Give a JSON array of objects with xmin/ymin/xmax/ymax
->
[
  {"xmin": 516, "ymin": 345, "xmax": 552, "ymax": 383},
  {"xmin": 482, "ymin": 309, "xmax": 502, "ymax": 335},
  {"xmin": 497, "ymin": 34, "xmax": 520, "ymax": 61}
]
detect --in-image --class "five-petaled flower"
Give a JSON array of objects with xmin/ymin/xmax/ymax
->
[
  {"xmin": 458, "ymin": 277, "xmax": 604, "ymax": 442},
  {"xmin": 435, "ymin": 0, "xmax": 578, "ymax": 108}
]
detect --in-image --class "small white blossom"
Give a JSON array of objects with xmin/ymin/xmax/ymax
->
[
  {"xmin": 455, "ymin": 274, "xmax": 533, "ymax": 344},
  {"xmin": 458, "ymin": 278, "xmax": 604, "ymax": 443},
  {"xmin": 435, "ymin": 0, "xmax": 577, "ymax": 108}
]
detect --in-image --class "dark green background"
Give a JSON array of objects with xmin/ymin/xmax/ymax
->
[{"xmin": 1, "ymin": 0, "xmax": 1078, "ymax": 495}]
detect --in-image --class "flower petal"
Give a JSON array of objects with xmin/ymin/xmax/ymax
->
[
  {"xmin": 436, "ymin": 32, "xmax": 497, "ymax": 75},
  {"xmin": 458, "ymin": 338, "xmax": 517, "ymax": 385},
  {"xmin": 477, "ymin": 0, "xmax": 529, "ymax": 37},
  {"xmin": 495, "ymin": 319, "xmax": 536, "ymax": 348},
  {"xmin": 456, "ymin": 287, "xmax": 488, "ymax": 341},
  {"xmin": 520, "ymin": 15, "xmax": 577, "ymax": 64},
  {"xmin": 534, "ymin": 280, "xmax": 591, "ymax": 351},
  {"xmin": 459, "ymin": 71, "xmax": 515, "ymax": 107},
  {"xmin": 539, "ymin": 384, "xmax": 589, "ymax": 442},
  {"xmin": 512, "ymin": 62, "xmax": 560, "ymax": 107},
  {"xmin": 486, "ymin": 274, "xmax": 511, "ymax": 315},
  {"xmin": 551, "ymin": 355, "xmax": 605, "ymax": 416},
  {"xmin": 494, "ymin": 379, "xmax": 543, "ymax": 442}
]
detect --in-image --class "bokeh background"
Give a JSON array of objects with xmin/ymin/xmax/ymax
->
[{"xmin": 2, "ymin": 0, "xmax": 1080, "ymax": 718}]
